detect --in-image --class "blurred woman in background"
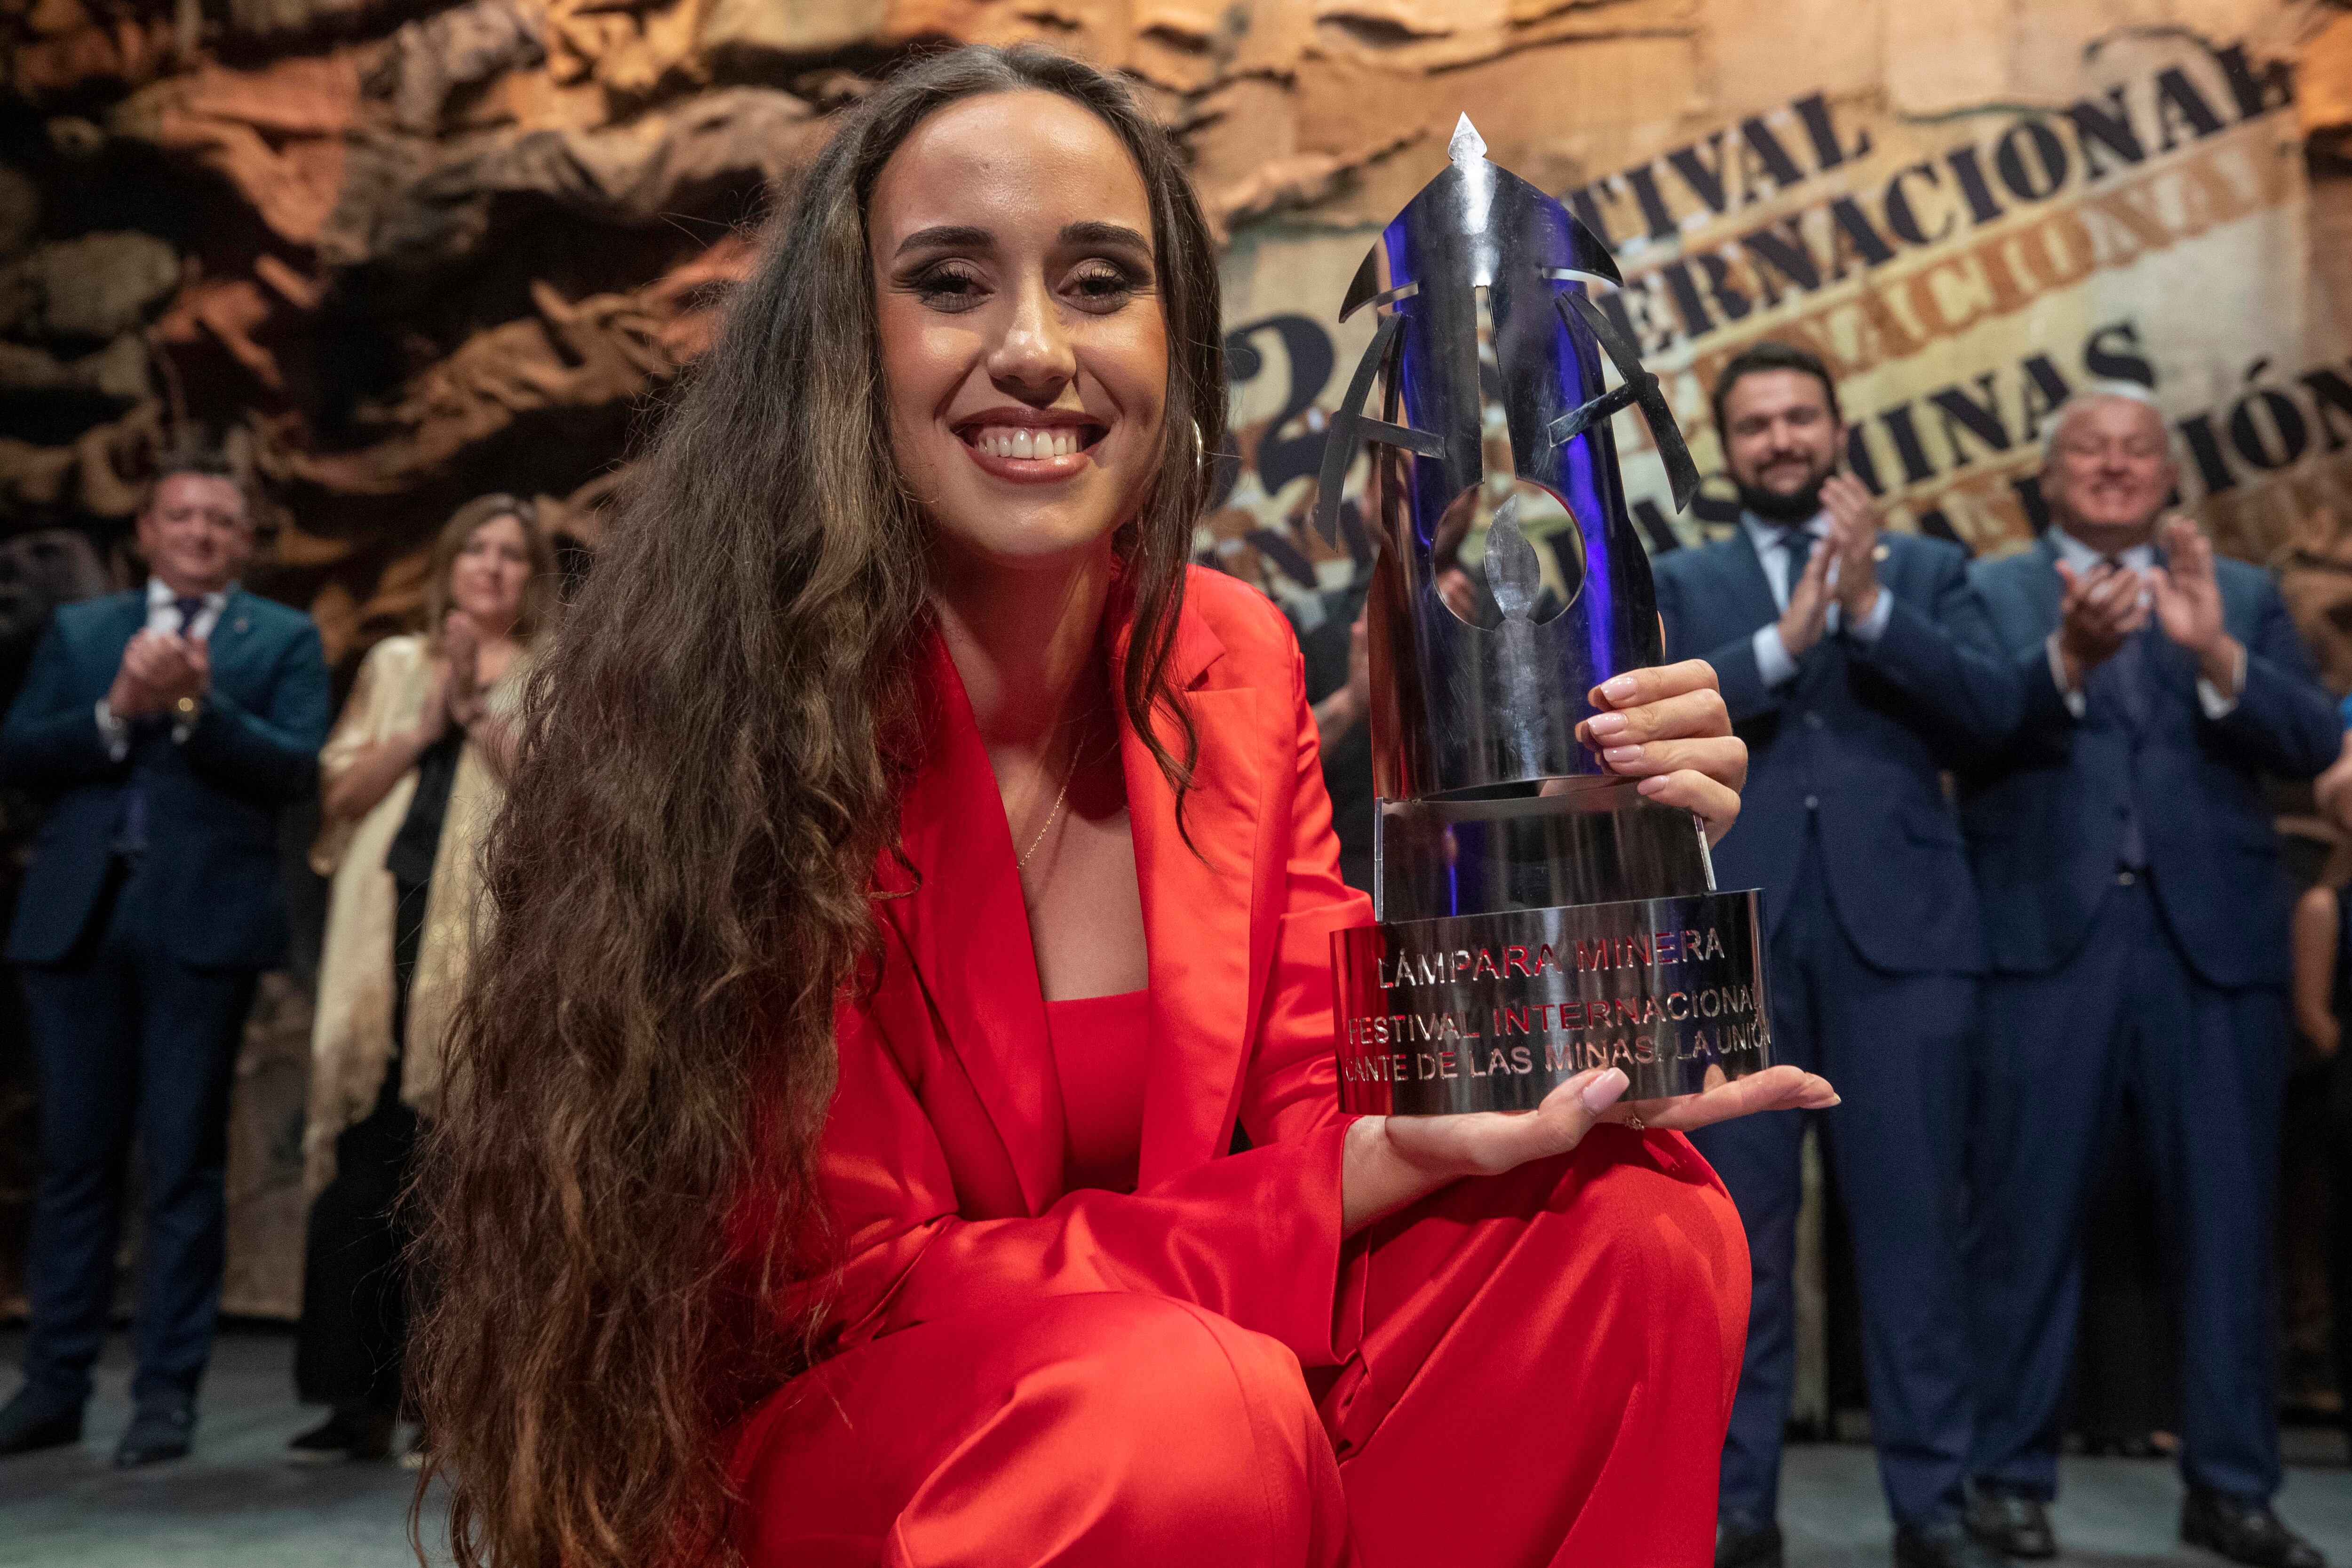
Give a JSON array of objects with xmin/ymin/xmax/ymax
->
[{"xmin": 286, "ymin": 493, "xmax": 554, "ymax": 1464}]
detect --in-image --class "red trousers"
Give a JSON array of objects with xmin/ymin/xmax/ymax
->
[{"xmin": 733, "ymin": 1128, "xmax": 1748, "ymax": 1567}]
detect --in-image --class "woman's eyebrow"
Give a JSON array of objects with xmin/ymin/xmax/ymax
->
[
  {"xmin": 1060, "ymin": 220, "xmax": 1151, "ymax": 253},
  {"xmin": 894, "ymin": 224, "xmax": 994, "ymax": 257}
]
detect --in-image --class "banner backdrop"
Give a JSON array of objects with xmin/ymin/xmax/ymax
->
[
  {"xmin": 1204, "ymin": 11, "xmax": 2352, "ymax": 681},
  {"xmin": 3, "ymin": 0, "xmax": 2346, "ymax": 1322}
]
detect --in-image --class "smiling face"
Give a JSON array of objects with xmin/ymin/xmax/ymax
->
[
  {"xmin": 448, "ymin": 511, "xmax": 533, "ymax": 633},
  {"xmin": 137, "ymin": 472, "xmax": 254, "ymax": 597},
  {"xmin": 2041, "ymin": 395, "xmax": 2176, "ymax": 553},
  {"xmin": 869, "ymin": 90, "xmax": 1169, "ymax": 573},
  {"xmin": 1721, "ymin": 368, "xmax": 1842, "ymax": 523}
]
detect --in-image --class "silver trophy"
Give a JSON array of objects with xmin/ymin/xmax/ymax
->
[{"xmin": 1319, "ymin": 118, "xmax": 1772, "ymax": 1114}]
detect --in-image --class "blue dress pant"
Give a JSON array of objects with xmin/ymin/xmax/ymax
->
[
  {"xmin": 17, "ymin": 858, "xmax": 258, "ymax": 1403},
  {"xmin": 1965, "ymin": 874, "xmax": 2283, "ymax": 1502},
  {"xmin": 1691, "ymin": 834, "xmax": 1976, "ymax": 1528}
]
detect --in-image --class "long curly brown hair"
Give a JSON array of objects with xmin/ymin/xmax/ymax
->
[{"xmin": 407, "ymin": 43, "xmax": 1226, "ymax": 1568}]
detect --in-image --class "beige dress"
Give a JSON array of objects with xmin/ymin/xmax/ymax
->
[{"xmin": 303, "ymin": 634, "xmax": 519, "ymax": 1194}]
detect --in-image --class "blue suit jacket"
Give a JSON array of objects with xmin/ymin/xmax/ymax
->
[
  {"xmin": 0, "ymin": 587, "xmax": 330, "ymax": 969},
  {"xmin": 1961, "ymin": 537, "xmax": 2336, "ymax": 989},
  {"xmin": 1655, "ymin": 529, "xmax": 2019, "ymax": 975}
]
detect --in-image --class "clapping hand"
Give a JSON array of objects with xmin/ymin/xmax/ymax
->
[
  {"xmin": 109, "ymin": 631, "xmax": 209, "ymax": 721},
  {"xmin": 2053, "ymin": 558, "xmax": 2147, "ymax": 691},
  {"xmin": 442, "ymin": 612, "xmax": 486, "ymax": 731},
  {"xmin": 1775, "ymin": 528, "xmax": 1834, "ymax": 659},
  {"xmin": 2147, "ymin": 516, "xmax": 2239, "ymax": 689},
  {"xmin": 412, "ymin": 654, "xmax": 454, "ymax": 747},
  {"xmin": 1820, "ymin": 474, "xmax": 1883, "ymax": 623}
]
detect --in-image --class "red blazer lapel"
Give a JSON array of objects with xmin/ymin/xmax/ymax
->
[
  {"xmin": 879, "ymin": 634, "xmax": 1065, "ymax": 1217},
  {"xmin": 1125, "ymin": 603, "xmax": 1282, "ymax": 1189},
  {"xmin": 881, "ymin": 583, "xmax": 1292, "ymax": 1210}
]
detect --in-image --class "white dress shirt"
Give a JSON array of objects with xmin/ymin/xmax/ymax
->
[
  {"xmin": 1742, "ymin": 511, "xmax": 1894, "ymax": 689},
  {"xmin": 95, "ymin": 579, "xmax": 232, "ymax": 760},
  {"xmin": 2041, "ymin": 527, "xmax": 2240, "ymax": 720}
]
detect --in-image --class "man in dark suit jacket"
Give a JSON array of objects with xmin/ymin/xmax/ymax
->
[
  {"xmin": 1655, "ymin": 342, "xmax": 2019, "ymax": 1568},
  {"xmin": 1960, "ymin": 387, "xmax": 2335, "ymax": 1568},
  {"xmin": 0, "ymin": 454, "xmax": 329, "ymax": 1467}
]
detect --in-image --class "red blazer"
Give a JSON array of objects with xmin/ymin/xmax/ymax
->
[{"xmin": 813, "ymin": 566, "xmax": 1370, "ymax": 1370}]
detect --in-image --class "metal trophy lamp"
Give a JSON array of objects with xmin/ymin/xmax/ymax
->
[{"xmin": 1318, "ymin": 117, "xmax": 1773, "ymax": 1114}]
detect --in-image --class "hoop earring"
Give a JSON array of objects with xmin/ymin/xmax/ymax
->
[{"xmin": 1191, "ymin": 417, "xmax": 1208, "ymax": 473}]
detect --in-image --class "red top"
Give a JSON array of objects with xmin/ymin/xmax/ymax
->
[{"xmin": 1046, "ymin": 990, "xmax": 1151, "ymax": 1193}]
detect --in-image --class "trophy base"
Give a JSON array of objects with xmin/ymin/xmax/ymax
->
[{"xmin": 1330, "ymin": 889, "xmax": 1772, "ymax": 1115}]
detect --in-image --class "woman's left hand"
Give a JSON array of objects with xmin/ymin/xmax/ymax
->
[
  {"xmin": 1574, "ymin": 659, "xmax": 1746, "ymax": 845},
  {"xmin": 1568, "ymin": 662, "xmax": 1834, "ymax": 1125}
]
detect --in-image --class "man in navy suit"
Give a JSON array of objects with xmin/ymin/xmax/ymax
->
[
  {"xmin": 1655, "ymin": 342, "xmax": 2018, "ymax": 1568},
  {"xmin": 0, "ymin": 454, "xmax": 329, "ymax": 1466},
  {"xmin": 1960, "ymin": 386, "xmax": 2334, "ymax": 1568}
]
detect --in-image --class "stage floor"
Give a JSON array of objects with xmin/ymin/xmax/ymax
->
[{"xmin": 4, "ymin": 1328, "xmax": 2352, "ymax": 1567}]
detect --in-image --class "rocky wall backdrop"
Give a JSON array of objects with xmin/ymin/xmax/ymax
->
[{"xmin": 2, "ymin": 0, "xmax": 2351, "ymax": 1365}]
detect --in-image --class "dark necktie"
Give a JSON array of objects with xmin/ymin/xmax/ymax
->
[
  {"xmin": 174, "ymin": 596, "xmax": 205, "ymax": 636},
  {"xmin": 1778, "ymin": 525, "xmax": 1816, "ymax": 610}
]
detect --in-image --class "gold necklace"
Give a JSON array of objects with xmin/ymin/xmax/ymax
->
[{"xmin": 1017, "ymin": 769, "xmax": 1073, "ymax": 871}]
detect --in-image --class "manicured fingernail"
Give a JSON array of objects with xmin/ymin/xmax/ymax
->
[
  {"xmin": 1602, "ymin": 744, "xmax": 1642, "ymax": 764},
  {"xmin": 1637, "ymin": 774, "xmax": 1669, "ymax": 795},
  {"xmin": 1582, "ymin": 1068, "xmax": 1629, "ymax": 1112},
  {"xmin": 1601, "ymin": 675, "xmax": 1638, "ymax": 702},
  {"xmin": 1586, "ymin": 711, "xmax": 1627, "ymax": 738}
]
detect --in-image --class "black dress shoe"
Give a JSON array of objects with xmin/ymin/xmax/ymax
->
[
  {"xmin": 2181, "ymin": 1488, "xmax": 2326, "ymax": 1568},
  {"xmin": 1967, "ymin": 1489, "xmax": 2056, "ymax": 1559},
  {"xmin": 1896, "ymin": 1518, "xmax": 2011, "ymax": 1568},
  {"xmin": 114, "ymin": 1389, "xmax": 195, "ymax": 1468},
  {"xmin": 0, "ymin": 1381, "xmax": 83, "ymax": 1457},
  {"xmin": 285, "ymin": 1404, "xmax": 394, "ymax": 1466},
  {"xmin": 1716, "ymin": 1520, "xmax": 1784, "ymax": 1568}
]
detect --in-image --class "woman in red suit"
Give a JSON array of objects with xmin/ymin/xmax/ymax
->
[{"xmin": 415, "ymin": 43, "xmax": 1836, "ymax": 1568}]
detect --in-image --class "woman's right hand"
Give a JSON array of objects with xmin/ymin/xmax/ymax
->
[
  {"xmin": 1370, "ymin": 1067, "xmax": 1637, "ymax": 1186},
  {"xmin": 1343, "ymin": 1070, "xmax": 1634, "ymax": 1233}
]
